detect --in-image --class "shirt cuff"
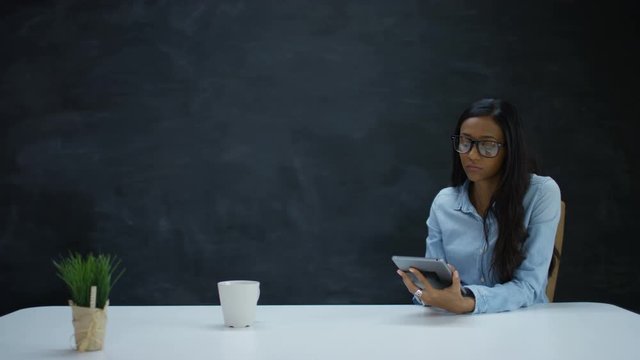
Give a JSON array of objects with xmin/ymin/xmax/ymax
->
[{"xmin": 463, "ymin": 286, "xmax": 483, "ymax": 314}]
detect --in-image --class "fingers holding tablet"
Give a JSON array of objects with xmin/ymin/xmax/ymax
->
[{"xmin": 408, "ymin": 267, "xmax": 436, "ymax": 292}]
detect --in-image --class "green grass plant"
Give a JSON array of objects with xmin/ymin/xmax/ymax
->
[{"xmin": 53, "ymin": 253, "xmax": 125, "ymax": 309}]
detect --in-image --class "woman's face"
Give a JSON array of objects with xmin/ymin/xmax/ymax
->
[{"xmin": 458, "ymin": 116, "xmax": 506, "ymax": 185}]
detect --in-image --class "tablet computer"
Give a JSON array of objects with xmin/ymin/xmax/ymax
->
[{"xmin": 392, "ymin": 256, "xmax": 453, "ymax": 289}]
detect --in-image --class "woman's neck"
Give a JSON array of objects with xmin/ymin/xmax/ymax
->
[{"xmin": 469, "ymin": 179, "xmax": 499, "ymax": 217}]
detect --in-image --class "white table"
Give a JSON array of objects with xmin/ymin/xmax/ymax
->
[{"xmin": 1, "ymin": 303, "xmax": 638, "ymax": 359}]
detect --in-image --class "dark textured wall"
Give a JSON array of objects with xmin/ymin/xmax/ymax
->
[{"xmin": 1, "ymin": 1, "xmax": 639, "ymax": 315}]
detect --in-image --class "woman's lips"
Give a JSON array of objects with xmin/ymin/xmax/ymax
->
[{"xmin": 465, "ymin": 165, "xmax": 482, "ymax": 172}]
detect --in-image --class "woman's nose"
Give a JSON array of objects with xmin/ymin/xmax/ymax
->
[{"xmin": 466, "ymin": 144, "xmax": 482, "ymax": 160}]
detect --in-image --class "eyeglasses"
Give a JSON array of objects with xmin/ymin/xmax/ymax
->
[{"xmin": 451, "ymin": 135, "xmax": 504, "ymax": 158}]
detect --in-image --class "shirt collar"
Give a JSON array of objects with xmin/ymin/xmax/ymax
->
[{"xmin": 455, "ymin": 180, "xmax": 476, "ymax": 215}]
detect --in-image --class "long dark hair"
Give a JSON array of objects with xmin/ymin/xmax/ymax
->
[{"xmin": 451, "ymin": 99, "xmax": 530, "ymax": 283}]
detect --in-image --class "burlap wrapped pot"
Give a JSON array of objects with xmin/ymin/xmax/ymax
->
[{"xmin": 69, "ymin": 300, "xmax": 109, "ymax": 351}]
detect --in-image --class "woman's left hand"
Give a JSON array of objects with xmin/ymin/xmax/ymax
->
[{"xmin": 396, "ymin": 265, "xmax": 475, "ymax": 314}]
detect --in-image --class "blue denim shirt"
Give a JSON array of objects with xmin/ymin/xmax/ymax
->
[{"xmin": 424, "ymin": 174, "xmax": 561, "ymax": 314}]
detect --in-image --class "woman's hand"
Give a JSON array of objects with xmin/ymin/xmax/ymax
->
[{"xmin": 396, "ymin": 265, "xmax": 475, "ymax": 314}]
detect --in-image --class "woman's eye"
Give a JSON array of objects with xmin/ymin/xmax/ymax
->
[{"xmin": 481, "ymin": 142, "xmax": 497, "ymax": 150}]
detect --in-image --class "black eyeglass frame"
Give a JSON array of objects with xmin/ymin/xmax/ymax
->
[{"xmin": 451, "ymin": 135, "xmax": 505, "ymax": 158}]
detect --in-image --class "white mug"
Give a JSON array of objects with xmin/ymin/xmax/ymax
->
[{"xmin": 217, "ymin": 280, "xmax": 260, "ymax": 327}]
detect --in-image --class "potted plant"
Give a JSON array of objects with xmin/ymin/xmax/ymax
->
[{"xmin": 53, "ymin": 253, "xmax": 125, "ymax": 351}]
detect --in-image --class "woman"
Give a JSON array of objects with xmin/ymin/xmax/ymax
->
[{"xmin": 397, "ymin": 98, "xmax": 561, "ymax": 314}]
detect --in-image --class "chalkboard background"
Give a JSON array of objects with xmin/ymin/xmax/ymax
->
[{"xmin": 1, "ymin": 0, "xmax": 639, "ymax": 315}]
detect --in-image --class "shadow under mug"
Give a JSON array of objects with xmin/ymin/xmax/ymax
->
[{"xmin": 217, "ymin": 280, "xmax": 260, "ymax": 327}]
